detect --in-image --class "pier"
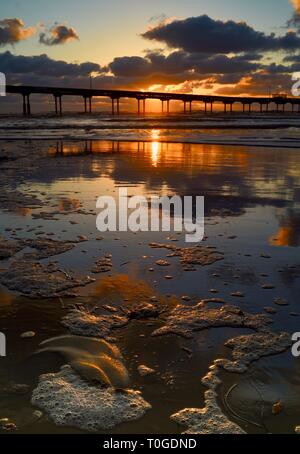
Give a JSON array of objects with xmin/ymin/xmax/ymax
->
[{"xmin": 5, "ymin": 84, "xmax": 300, "ymax": 116}]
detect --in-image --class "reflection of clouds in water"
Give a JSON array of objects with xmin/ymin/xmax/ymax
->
[
  {"xmin": 0, "ymin": 289, "xmax": 13, "ymax": 306},
  {"xmin": 58, "ymin": 197, "xmax": 81, "ymax": 212},
  {"xmin": 270, "ymin": 210, "xmax": 300, "ymax": 247},
  {"xmin": 45, "ymin": 141, "xmax": 300, "ymax": 196},
  {"xmin": 92, "ymin": 273, "xmax": 178, "ymax": 308},
  {"xmin": 25, "ymin": 140, "xmax": 300, "ymax": 219},
  {"xmin": 16, "ymin": 207, "xmax": 32, "ymax": 217}
]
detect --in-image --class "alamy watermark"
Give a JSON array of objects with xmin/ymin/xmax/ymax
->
[
  {"xmin": 0, "ymin": 332, "xmax": 6, "ymax": 357},
  {"xmin": 0, "ymin": 72, "xmax": 6, "ymax": 97},
  {"xmin": 96, "ymin": 188, "xmax": 204, "ymax": 243},
  {"xmin": 291, "ymin": 72, "xmax": 300, "ymax": 97},
  {"xmin": 292, "ymin": 333, "xmax": 300, "ymax": 357}
]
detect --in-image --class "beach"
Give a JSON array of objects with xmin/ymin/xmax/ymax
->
[{"xmin": 0, "ymin": 112, "xmax": 300, "ymax": 434}]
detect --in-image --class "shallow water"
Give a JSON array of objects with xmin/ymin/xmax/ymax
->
[
  {"xmin": 1, "ymin": 112, "xmax": 300, "ymax": 147},
  {"xmin": 0, "ymin": 124, "xmax": 300, "ymax": 433}
]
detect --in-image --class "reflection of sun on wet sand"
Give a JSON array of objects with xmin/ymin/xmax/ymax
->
[
  {"xmin": 58, "ymin": 197, "xmax": 81, "ymax": 212},
  {"xmin": 91, "ymin": 273, "xmax": 178, "ymax": 308},
  {"xmin": 16, "ymin": 207, "xmax": 32, "ymax": 217},
  {"xmin": 0, "ymin": 288, "xmax": 14, "ymax": 306},
  {"xmin": 270, "ymin": 211, "xmax": 300, "ymax": 247}
]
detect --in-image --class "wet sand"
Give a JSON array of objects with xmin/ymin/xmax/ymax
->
[{"xmin": 0, "ymin": 125, "xmax": 300, "ymax": 433}]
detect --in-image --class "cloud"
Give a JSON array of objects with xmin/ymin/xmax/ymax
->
[
  {"xmin": 0, "ymin": 51, "xmax": 157, "ymax": 91},
  {"xmin": 0, "ymin": 50, "xmax": 194, "ymax": 90},
  {"xmin": 113, "ymin": 49, "xmax": 294, "ymax": 96},
  {"xmin": 142, "ymin": 15, "xmax": 300, "ymax": 53},
  {"xmin": 284, "ymin": 54, "xmax": 300, "ymax": 65},
  {"xmin": 0, "ymin": 18, "xmax": 35, "ymax": 46},
  {"xmin": 0, "ymin": 51, "xmax": 100, "ymax": 78},
  {"xmin": 109, "ymin": 56, "xmax": 152, "ymax": 77},
  {"xmin": 1, "ymin": 47, "xmax": 292, "ymax": 96},
  {"xmin": 0, "ymin": 11, "xmax": 298, "ymax": 98},
  {"xmin": 288, "ymin": 0, "xmax": 300, "ymax": 29},
  {"xmin": 39, "ymin": 24, "xmax": 79, "ymax": 46},
  {"xmin": 215, "ymin": 70, "xmax": 293, "ymax": 96},
  {"xmin": 108, "ymin": 50, "xmax": 261, "ymax": 80}
]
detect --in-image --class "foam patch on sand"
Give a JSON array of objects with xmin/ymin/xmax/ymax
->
[
  {"xmin": 22, "ymin": 238, "xmax": 76, "ymax": 260},
  {"xmin": 219, "ymin": 332, "xmax": 292, "ymax": 373},
  {"xmin": 31, "ymin": 365, "xmax": 151, "ymax": 431},
  {"xmin": 171, "ymin": 365, "xmax": 245, "ymax": 434},
  {"xmin": 91, "ymin": 255, "xmax": 113, "ymax": 273},
  {"xmin": 152, "ymin": 303, "xmax": 272, "ymax": 338},
  {"xmin": 149, "ymin": 243, "xmax": 223, "ymax": 271},
  {"xmin": 171, "ymin": 331, "xmax": 291, "ymax": 434},
  {"xmin": 0, "ymin": 237, "xmax": 24, "ymax": 259},
  {"xmin": 0, "ymin": 237, "xmax": 76, "ymax": 261},
  {"xmin": 0, "ymin": 261, "xmax": 94, "ymax": 298},
  {"xmin": 62, "ymin": 309, "xmax": 129, "ymax": 338}
]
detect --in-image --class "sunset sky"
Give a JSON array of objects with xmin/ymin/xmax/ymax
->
[{"xmin": 1, "ymin": 0, "xmax": 300, "ymax": 97}]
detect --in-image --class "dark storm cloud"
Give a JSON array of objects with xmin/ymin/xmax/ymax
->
[
  {"xmin": 39, "ymin": 24, "xmax": 79, "ymax": 46},
  {"xmin": 0, "ymin": 51, "xmax": 170, "ymax": 90},
  {"xmin": 0, "ymin": 51, "xmax": 100, "ymax": 78},
  {"xmin": 215, "ymin": 73, "xmax": 245, "ymax": 84},
  {"xmin": 191, "ymin": 53, "xmax": 261, "ymax": 74},
  {"xmin": 216, "ymin": 71, "xmax": 293, "ymax": 96},
  {"xmin": 238, "ymin": 52, "xmax": 263, "ymax": 61},
  {"xmin": 108, "ymin": 51, "xmax": 261, "ymax": 79},
  {"xmin": 0, "ymin": 18, "xmax": 35, "ymax": 46},
  {"xmin": 0, "ymin": 47, "xmax": 272, "ymax": 92},
  {"xmin": 108, "ymin": 52, "xmax": 192, "ymax": 77},
  {"xmin": 283, "ymin": 54, "xmax": 300, "ymax": 63},
  {"xmin": 107, "ymin": 54, "xmax": 295, "ymax": 92},
  {"xmin": 109, "ymin": 56, "xmax": 152, "ymax": 77},
  {"xmin": 142, "ymin": 15, "xmax": 300, "ymax": 53}
]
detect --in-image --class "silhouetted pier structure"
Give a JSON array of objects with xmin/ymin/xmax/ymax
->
[{"xmin": 5, "ymin": 84, "xmax": 300, "ymax": 116}]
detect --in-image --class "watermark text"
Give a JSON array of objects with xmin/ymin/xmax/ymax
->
[
  {"xmin": 292, "ymin": 332, "xmax": 300, "ymax": 357},
  {"xmin": 291, "ymin": 72, "xmax": 300, "ymax": 97},
  {"xmin": 96, "ymin": 188, "xmax": 204, "ymax": 243},
  {"xmin": 0, "ymin": 72, "xmax": 6, "ymax": 97},
  {"xmin": 0, "ymin": 332, "xmax": 6, "ymax": 357}
]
